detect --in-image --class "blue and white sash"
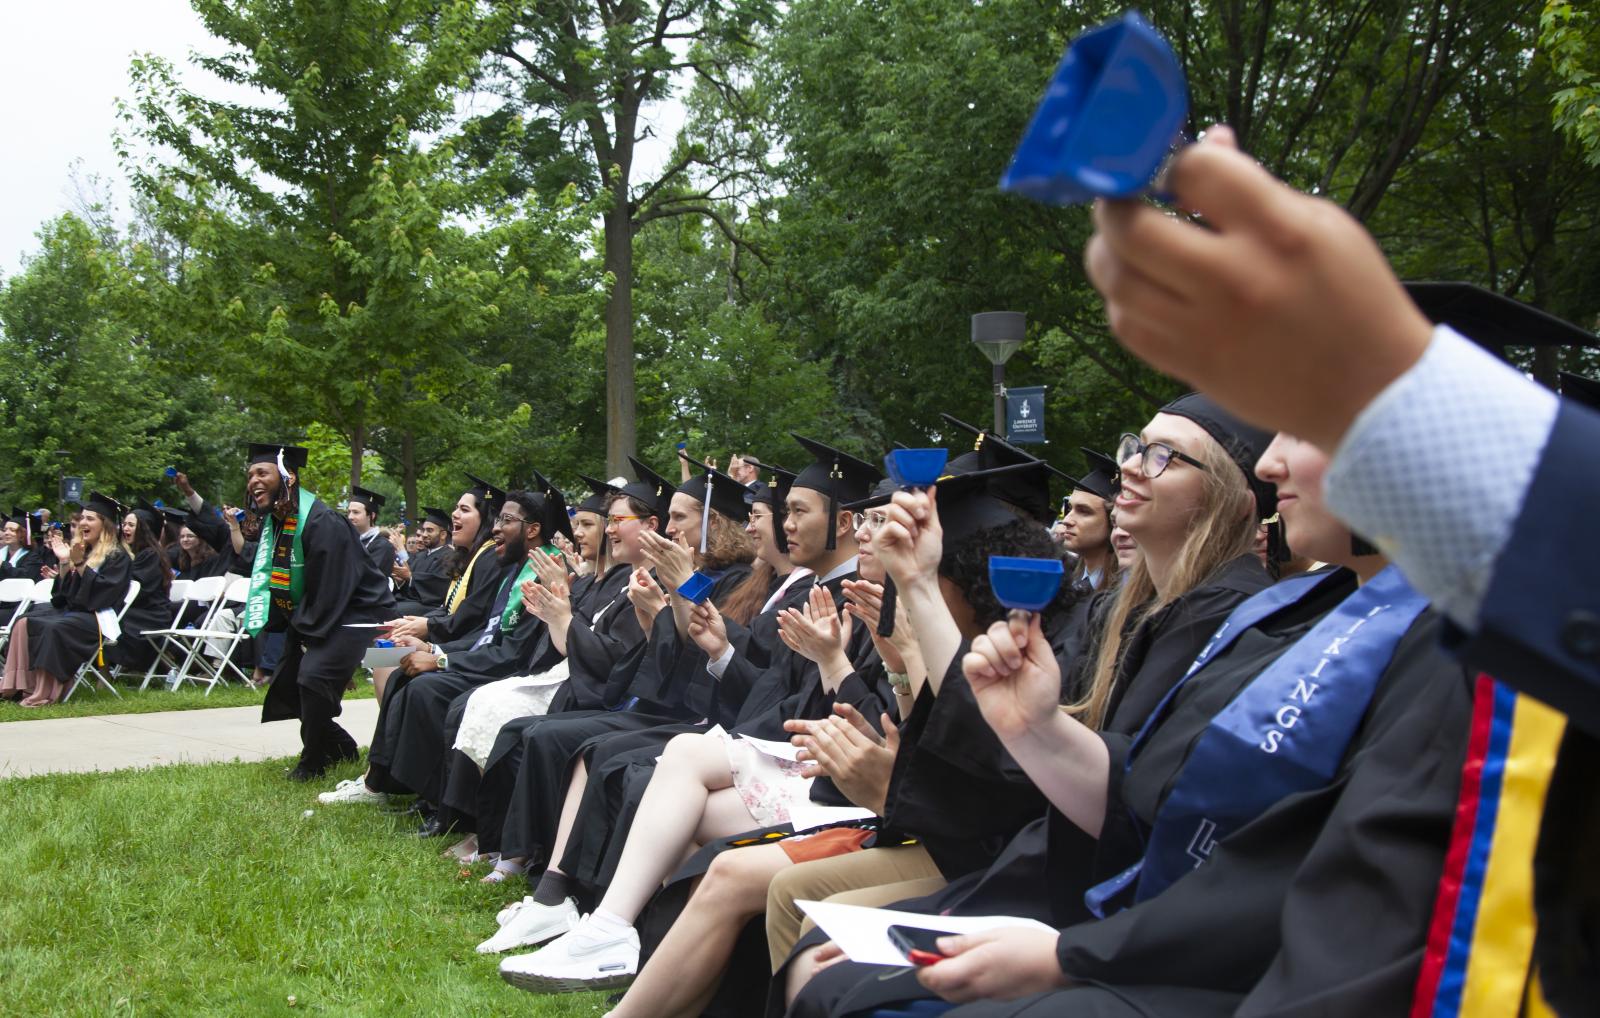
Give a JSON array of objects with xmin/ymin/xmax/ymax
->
[{"xmin": 1086, "ymin": 565, "xmax": 1429, "ymax": 916}]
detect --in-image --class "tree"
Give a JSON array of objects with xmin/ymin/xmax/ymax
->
[
  {"xmin": 0, "ymin": 216, "xmax": 183, "ymax": 509},
  {"xmin": 119, "ymin": 0, "xmax": 505, "ymax": 488},
  {"xmin": 481, "ymin": 0, "xmax": 776, "ymax": 475},
  {"xmin": 1542, "ymin": 0, "xmax": 1600, "ymax": 166}
]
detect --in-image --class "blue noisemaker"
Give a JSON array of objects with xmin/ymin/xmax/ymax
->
[
  {"xmin": 165, "ymin": 466, "xmax": 178, "ymax": 478},
  {"xmin": 989, "ymin": 556, "xmax": 1066, "ymax": 613},
  {"xmin": 1000, "ymin": 10, "xmax": 1188, "ymax": 206},
  {"xmin": 676, "ymin": 571, "xmax": 716, "ymax": 605},
  {"xmin": 876, "ymin": 448, "xmax": 950, "ymax": 638},
  {"xmin": 883, "ymin": 448, "xmax": 948, "ymax": 489},
  {"xmin": 234, "ymin": 510, "xmax": 247, "ymax": 523}
]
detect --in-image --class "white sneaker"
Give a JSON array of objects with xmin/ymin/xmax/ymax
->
[
  {"xmin": 476, "ymin": 896, "xmax": 580, "ymax": 955},
  {"xmin": 498, "ymin": 916, "xmax": 639, "ymax": 992},
  {"xmin": 496, "ymin": 896, "xmax": 534, "ymax": 927},
  {"xmin": 316, "ymin": 778, "xmax": 389, "ymax": 805}
]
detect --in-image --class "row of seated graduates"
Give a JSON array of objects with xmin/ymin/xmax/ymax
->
[{"xmin": 357, "ymin": 424, "xmax": 1106, "ymax": 997}]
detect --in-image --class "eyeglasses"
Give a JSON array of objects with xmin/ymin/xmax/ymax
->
[
  {"xmin": 851, "ymin": 511, "xmax": 890, "ymax": 532},
  {"xmin": 608, "ymin": 514, "xmax": 647, "ymax": 525},
  {"xmin": 494, "ymin": 513, "xmax": 528, "ymax": 527},
  {"xmin": 1116, "ymin": 433, "xmax": 1209, "ymax": 479}
]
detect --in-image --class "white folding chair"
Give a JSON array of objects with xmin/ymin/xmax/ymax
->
[
  {"xmin": 1, "ymin": 577, "xmax": 57, "ymax": 662},
  {"xmin": 186, "ymin": 576, "xmax": 253, "ymax": 694},
  {"xmin": 138, "ymin": 575, "xmax": 230, "ymax": 691},
  {"xmin": 63, "ymin": 580, "xmax": 140, "ymax": 702},
  {"xmin": 138, "ymin": 578, "xmax": 199, "ymax": 690},
  {"xmin": 0, "ymin": 576, "xmax": 39, "ymax": 656}
]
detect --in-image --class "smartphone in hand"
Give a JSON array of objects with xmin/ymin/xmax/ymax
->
[{"xmin": 887, "ymin": 925, "xmax": 949, "ymax": 967}]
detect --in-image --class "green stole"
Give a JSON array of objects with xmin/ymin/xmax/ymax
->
[
  {"xmin": 499, "ymin": 546, "xmax": 558, "ymax": 631},
  {"xmin": 244, "ymin": 488, "xmax": 315, "ymax": 636}
]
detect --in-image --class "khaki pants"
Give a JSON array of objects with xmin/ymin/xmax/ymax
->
[{"xmin": 765, "ymin": 843, "xmax": 947, "ymax": 969}]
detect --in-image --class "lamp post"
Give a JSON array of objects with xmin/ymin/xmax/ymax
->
[{"xmin": 971, "ymin": 312, "xmax": 1026, "ymax": 437}]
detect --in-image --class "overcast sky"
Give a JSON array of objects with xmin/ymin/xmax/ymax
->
[{"xmin": 0, "ymin": 1, "xmax": 683, "ymax": 280}]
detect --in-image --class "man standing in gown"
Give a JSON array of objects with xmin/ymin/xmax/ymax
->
[{"xmin": 245, "ymin": 443, "xmax": 396, "ymax": 781}]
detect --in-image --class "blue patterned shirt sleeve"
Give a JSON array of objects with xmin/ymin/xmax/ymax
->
[{"xmin": 1324, "ymin": 324, "xmax": 1559, "ymax": 629}]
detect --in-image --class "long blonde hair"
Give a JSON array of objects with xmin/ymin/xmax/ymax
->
[
  {"xmin": 1071, "ymin": 432, "xmax": 1258, "ymax": 730},
  {"xmin": 83, "ymin": 511, "xmax": 130, "ymax": 570}
]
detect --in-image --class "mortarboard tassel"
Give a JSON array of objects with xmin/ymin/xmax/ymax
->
[
  {"xmin": 824, "ymin": 458, "xmax": 841, "ymax": 551},
  {"xmin": 1350, "ymin": 532, "xmax": 1379, "ymax": 557},
  {"xmin": 700, "ymin": 469, "xmax": 713, "ymax": 554},
  {"xmin": 771, "ymin": 472, "xmax": 790, "ymax": 555},
  {"xmin": 877, "ymin": 575, "xmax": 897, "ymax": 638}
]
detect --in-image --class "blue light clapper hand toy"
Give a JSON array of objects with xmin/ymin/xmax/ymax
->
[
  {"xmin": 989, "ymin": 556, "xmax": 1066, "ymax": 614},
  {"xmin": 1000, "ymin": 10, "xmax": 1188, "ymax": 206}
]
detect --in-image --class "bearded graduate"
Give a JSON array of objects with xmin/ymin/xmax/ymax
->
[
  {"xmin": 787, "ymin": 428, "xmax": 1477, "ymax": 1017},
  {"xmin": 245, "ymin": 443, "xmax": 396, "ymax": 781},
  {"xmin": 322, "ymin": 487, "xmax": 570, "ymax": 827},
  {"xmin": 0, "ymin": 492, "xmax": 133, "ymax": 707}
]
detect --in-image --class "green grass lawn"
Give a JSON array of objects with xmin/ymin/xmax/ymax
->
[
  {"xmin": 0, "ymin": 758, "xmax": 606, "ymax": 1017},
  {"xmin": 0, "ymin": 678, "xmax": 374, "ymax": 723}
]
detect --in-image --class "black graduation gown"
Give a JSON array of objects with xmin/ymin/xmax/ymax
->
[
  {"xmin": 22, "ymin": 551, "xmax": 133, "ymax": 676},
  {"xmin": 1, "ymin": 547, "xmax": 42, "ymax": 582},
  {"xmin": 791, "ymin": 584, "xmax": 1474, "ymax": 1018},
  {"xmin": 359, "ymin": 529, "xmax": 396, "ymax": 581},
  {"xmin": 109, "ymin": 548, "xmax": 172, "ymax": 671},
  {"xmin": 368, "ymin": 564, "xmax": 555, "ymax": 799},
  {"xmin": 260, "ymin": 498, "xmax": 396, "ymax": 721},
  {"xmin": 423, "ymin": 544, "xmax": 513, "ymax": 645},
  {"xmin": 392, "ymin": 543, "xmax": 451, "ymax": 615},
  {"xmin": 553, "ymin": 571, "xmax": 893, "ymax": 891}
]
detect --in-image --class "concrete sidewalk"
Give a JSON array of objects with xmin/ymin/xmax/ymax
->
[{"xmin": 0, "ymin": 698, "xmax": 381, "ymax": 778}]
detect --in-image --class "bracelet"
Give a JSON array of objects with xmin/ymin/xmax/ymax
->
[{"xmin": 887, "ymin": 670, "xmax": 912, "ymax": 695}]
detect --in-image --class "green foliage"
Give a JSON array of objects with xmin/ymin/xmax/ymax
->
[{"xmin": 1543, "ymin": 0, "xmax": 1600, "ymax": 166}]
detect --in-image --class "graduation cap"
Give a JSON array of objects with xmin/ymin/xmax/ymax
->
[
  {"xmin": 1158, "ymin": 392, "xmax": 1286, "ymax": 560},
  {"xmin": 464, "ymin": 473, "xmax": 507, "ymax": 517},
  {"xmin": 1560, "ymin": 371, "xmax": 1600, "ymax": 413},
  {"xmin": 159, "ymin": 506, "xmax": 190, "ymax": 527},
  {"xmin": 938, "ymin": 413, "xmax": 1075, "ymax": 524},
  {"xmin": 83, "ymin": 490, "xmax": 123, "ymax": 522},
  {"xmin": 420, "ymin": 506, "xmax": 452, "ymax": 530},
  {"xmin": 247, "ymin": 442, "xmax": 310, "ymax": 472},
  {"xmin": 1074, "ymin": 447, "xmax": 1121, "ymax": 502},
  {"xmin": 742, "ymin": 458, "xmax": 799, "ymax": 555},
  {"xmin": 131, "ymin": 497, "xmax": 164, "ymax": 535},
  {"xmin": 348, "ymin": 485, "xmax": 386, "ymax": 520},
  {"xmin": 575, "ymin": 474, "xmax": 619, "ymax": 517},
  {"xmin": 621, "ymin": 457, "xmax": 675, "ymax": 535},
  {"xmin": 791, "ymin": 435, "xmax": 886, "ymax": 551},
  {"xmin": 530, "ymin": 469, "xmax": 576, "ymax": 545},
  {"xmin": 1404, "ymin": 282, "xmax": 1598, "ymax": 361},
  {"xmin": 675, "ymin": 452, "xmax": 753, "ymax": 525}
]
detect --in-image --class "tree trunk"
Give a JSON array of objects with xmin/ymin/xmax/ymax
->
[
  {"xmin": 350, "ymin": 416, "xmax": 365, "ymax": 491},
  {"xmin": 402, "ymin": 428, "xmax": 418, "ymax": 527},
  {"xmin": 603, "ymin": 182, "xmax": 637, "ymax": 477}
]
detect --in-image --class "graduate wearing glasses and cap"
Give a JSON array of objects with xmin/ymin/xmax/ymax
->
[{"xmin": 244, "ymin": 443, "xmax": 396, "ymax": 781}]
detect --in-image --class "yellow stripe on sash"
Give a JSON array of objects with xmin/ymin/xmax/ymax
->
[{"xmin": 1458, "ymin": 696, "xmax": 1565, "ymax": 1018}]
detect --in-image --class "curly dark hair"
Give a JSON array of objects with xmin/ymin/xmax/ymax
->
[{"xmin": 939, "ymin": 518, "xmax": 1081, "ymax": 631}]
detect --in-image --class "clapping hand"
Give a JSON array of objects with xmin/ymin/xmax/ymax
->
[
  {"xmin": 784, "ymin": 703, "xmax": 898, "ymax": 814},
  {"xmin": 636, "ymin": 529, "xmax": 695, "ymax": 590},
  {"xmin": 842, "ymin": 579, "xmax": 917, "ymax": 675},
  {"xmin": 962, "ymin": 613, "xmax": 1062, "ymax": 742},
  {"xmin": 778, "ymin": 584, "xmax": 851, "ymax": 670},
  {"xmin": 686, "ymin": 599, "xmax": 730, "ymax": 660},
  {"xmin": 527, "ymin": 546, "xmax": 570, "ymax": 588},
  {"xmin": 524, "ymin": 577, "xmax": 572, "ymax": 628},
  {"xmin": 628, "ymin": 568, "xmax": 668, "ymax": 630}
]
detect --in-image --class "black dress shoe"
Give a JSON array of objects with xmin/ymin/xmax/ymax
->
[
  {"xmin": 285, "ymin": 762, "xmax": 326, "ymax": 783},
  {"xmin": 414, "ymin": 813, "xmax": 451, "ymax": 838}
]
